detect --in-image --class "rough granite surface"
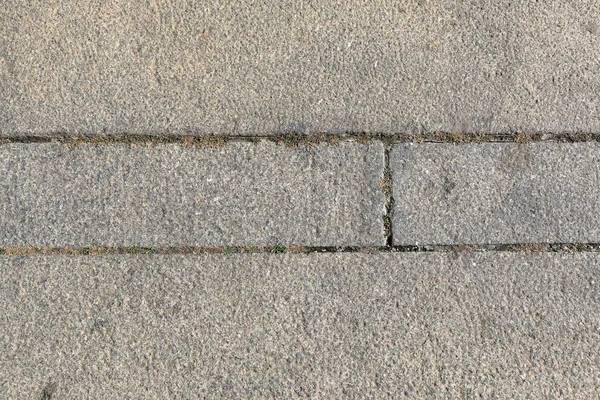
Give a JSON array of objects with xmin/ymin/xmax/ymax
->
[
  {"xmin": 1, "ymin": 253, "xmax": 599, "ymax": 399},
  {"xmin": 1, "ymin": 0, "xmax": 599, "ymax": 135},
  {"xmin": 392, "ymin": 142, "xmax": 600, "ymax": 245},
  {"xmin": 0, "ymin": 141, "xmax": 385, "ymax": 247}
]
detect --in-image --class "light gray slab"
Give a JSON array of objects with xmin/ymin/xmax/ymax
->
[
  {"xmin": 1, "ymin": 253, "xmax": 599, "ymax": 398},
  {"xmin": 1, "ymin": 1, "xmax": 599, "ymax": 136},
  {"xmin": 392, "ymin": 142, "xmax": 600, "ymax": 245},
  {"xmin": 0, "ymin": 141, "xmax": 385, "ymax": 246}
]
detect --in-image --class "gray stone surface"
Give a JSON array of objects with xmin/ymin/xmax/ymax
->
[
  {"xmin": 1, "ymin": 253, "xmax": 599, "ymax": 398},
  {"xmin": 392, "ymin": 142, "xmax": 600, "ymax": 245},
  {"xmin": 1, "ymin": 1, "xmax": 599, "ymax": 136},
  {"xmin": 0, "ymin": 141, "xmax": 385, "ymax": 246}
]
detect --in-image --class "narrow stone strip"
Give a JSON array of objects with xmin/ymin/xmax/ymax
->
[
  {"xmin": 0, "ymin": 142, "xmax": 385, "ymax": 247},
  {"xmin": 392, "ymin": 142, "xmax": 600, "ymax": 245},
  {"xmin": 1, "ymin": 253, "xmax": 598, "ymax": 398}
]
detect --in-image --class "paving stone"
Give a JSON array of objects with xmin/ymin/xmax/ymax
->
[
  {"xmin": 392, "ymin": 142, "xmax": 600, "ymax": 245},
  {"xmin": 1, "ymin": 253, "xmax": 599, "ymax": 398},
  {"xmin": 0, "ymin": 141, "xmax": 385, "ymax": 247},
  {"xmin": 1, "ymin": 1, "xmax": 599, "ymax": 136}
]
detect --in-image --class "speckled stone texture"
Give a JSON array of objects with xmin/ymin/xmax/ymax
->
[
  {"xmin": 1, "ymin": 253, "xmax": 599, "ymax": 398},
  {"xmin": 1, "ymin": 0, "xmax": 599, "ymax": 136},
  {"xmin": 392, "ymin": 142, "xmax": 600, "ymax": 245},
  {"xmin": 0, "ymin": 141, "xmax": 385, "ymax": 247}
]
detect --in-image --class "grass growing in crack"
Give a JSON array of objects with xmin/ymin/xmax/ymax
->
[
  {"xmin": 575, "ymin": 243, "xmax": 590, "ymax": 252},
  {"xmin": 67, "ymin": 247, "xmax": 84, "ymax": 256},
  {"xmin": 127, "ymin": 245, "xmax": 155, "ymax": 255},
  {"xmin": 92, "ymin": 246, "xmax": 108, "ymax": 255},
  {"xmin": 271, "ymin": 244, "xmax": 287, "ymax": 254},
  {"xmin": 224, "ymin": 247, "xmax": 236, "ymax": 255}
]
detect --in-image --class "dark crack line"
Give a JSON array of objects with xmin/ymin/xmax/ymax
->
[
  {"xmin": 1, "ymin": 243, "xmax": 599, "ymax": 256},
  {"xmin": 382, "ymin": 144, "xmax": 394, "ymax": 248},
  {"xmin": 2, "ymin": 132, "xmax": 600, "ymax": 147}
]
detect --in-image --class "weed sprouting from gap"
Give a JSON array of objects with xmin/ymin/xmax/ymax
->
[
  {"xmin": 126, "ymin": 245, "xmax": 155, "ymax": 255},
  {"xmin": 271, "ymin": 244, "xmax": 287, "ymax": 254}
]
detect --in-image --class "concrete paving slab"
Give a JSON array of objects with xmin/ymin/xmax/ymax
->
[
  {"xmin": 392, "ymin": 142, "xmax": 600, "ymax": 245},
  {"xmin": 1, "ymin": 253, "xmax": 599, "ymax": 398},
  {"xmin": 0, "ymin": 141, "xmax": 385, "ymax": 247},
  {"xmin": 1, "ymin": 1, "xmax": 599, "ymax": 136}
]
